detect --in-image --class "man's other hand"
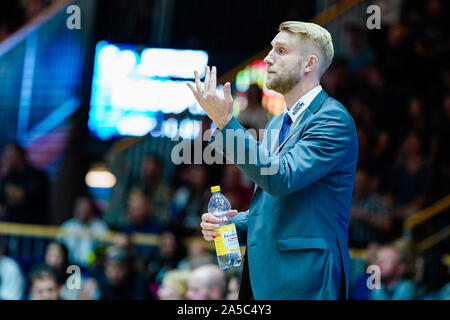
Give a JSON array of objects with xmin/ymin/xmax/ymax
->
[{"xmin": 200, "ymin": 210, "xmax": 238, "ymax": 241}]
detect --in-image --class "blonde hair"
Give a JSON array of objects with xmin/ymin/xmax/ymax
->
[
  {"xmin": 279, "ymin": 21, "xmax": 334, "ymax": 74},
  {"xmin": 162, "ymin": 270, "xmax": 190, "ymax": 299}
]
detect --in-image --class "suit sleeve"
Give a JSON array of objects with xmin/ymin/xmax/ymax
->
[
  {"xmin": 230, "ymin": 209, "xmax": 248, "ymax": 245},
  {"xmin": 210, "ymin": 106, "xmax": 354, "ymax": 197}
]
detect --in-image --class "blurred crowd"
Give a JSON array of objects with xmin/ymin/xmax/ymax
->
[{"xmin": 0, "ymin": 0, "xmax": 449, "ymax": 300}]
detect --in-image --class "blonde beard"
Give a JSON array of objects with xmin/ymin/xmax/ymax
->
[{"xmin": 265, "ymin": 69, "xmax": 301, "ymax": 95}]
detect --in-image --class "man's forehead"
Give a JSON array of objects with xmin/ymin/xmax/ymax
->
[{"xmin": 271, "ymin": 31, "xmax": 299, "ymax": 47}]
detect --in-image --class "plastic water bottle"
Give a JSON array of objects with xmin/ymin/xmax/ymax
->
[{"xmin": 208, "ymin": 185, "xmax": 242, "ymax": 269}]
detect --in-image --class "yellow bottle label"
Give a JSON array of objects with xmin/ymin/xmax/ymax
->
[{"xmin": 214, "ymin": 223, "xmax": 240, "ymax": 256}]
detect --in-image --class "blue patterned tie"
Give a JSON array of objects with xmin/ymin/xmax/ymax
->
[{"xmin": 279, "ymin": 113, "xmax": 292, "ymax": 147}]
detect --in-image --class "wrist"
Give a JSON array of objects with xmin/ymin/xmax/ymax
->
[{"xmin": 216, "ymin": 115, "xmax": 233, "ymax": 130}]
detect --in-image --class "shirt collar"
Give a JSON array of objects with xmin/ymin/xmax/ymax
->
[{"xmin": 284, "ymin": 85, "xmax": 323, "ymax": 123}]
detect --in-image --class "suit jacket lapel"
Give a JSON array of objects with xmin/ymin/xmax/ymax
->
[{"xmin": 274, "ymin": 90, "xmax": 329, "ymax": 155}]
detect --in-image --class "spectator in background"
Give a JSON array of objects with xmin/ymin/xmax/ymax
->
[
  {"xmin": 390, "ymin": 131, "xmax": 431, "ymax": 229},
  {"xmin": 349, "ymin": 169, "xmax": 391, "ymax": 248},
  {"xmin": 349, "ymin": 242, "xmax": 380, "ymax": 300},
  {"xmin": 123, "ymin": 188, "xmax": 160, "ymax": 235},
  {"xmin": 177, "ymin": 238, "xmax": 215, "ymax": 270},
  {"xmin": 0, "ymin": 236, "xmax": 26, "ymax": 300},
  {"xmin": 170, "ymin": 165, "xmax": 209, "ymax": 233},
  {"xmin": 29, "ymin": 266, "xmax": 60, "ymax": 300},
  {"xmin": 28, "ymin": 241, "xmax": 72, "ymax": 299},
  {"xmin": 135, "ymin": 155, "xmax": 172, "ymax": 227},
  {"xmin": 186, "ymin": 264, "xmax": 226, "ymax": 300},
  {"xmin": 344, "ymin": 24, "xmax": 374, "ymax": 73},
  {"xmin": 0, "ymin": 144, "xmax": 50, "ymax": 224},
  {"xmin": 147, "ymin": 229, "xmax": 186, "ymax": 293},
  {"xmin": 157, "ymin": 269, "xmax": 190, "ymax": 300},
  {"xmin": 225, "ymin": 268, "xmax": 242, "ymax": 300},
  {"xmin": 237, "ymin": 84, "xmax": 268, "ymax": 141},
  {"xmin": 220, "ymin": 165, "xmax": 253, "ymax": 213},
  {"xmin": 413, "ymin": 252, "xmax": 450, "ymax": 300},
  {"xmin": 406, "ymin": 96, "xmax": 428, "ymax": 132},
  {"xmin": 369, "ymin": 246, "xmax": 414, "ymax": 300},
  {"xmin": 60, "ymin": 195, "xmax": 109, "ymax": 268},
  {"xmin": 94, "ymin": 246, "xmax": 151, "ymax": 300}
]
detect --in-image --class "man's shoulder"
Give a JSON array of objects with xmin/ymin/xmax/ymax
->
[{"xmin": 312, "ymin": 94, "xmax": 355, "ymax": 127}]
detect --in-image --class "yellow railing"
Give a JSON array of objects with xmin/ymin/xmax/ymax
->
[
  {"xmin": 405, "ymin": 194, "xmax": 450, "ymax": 230},
  {"xmin": 0, "ymin": 221, "xmax": 448, "ymax": 265}
]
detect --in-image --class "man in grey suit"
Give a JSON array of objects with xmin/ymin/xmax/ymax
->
[{"xmin": 188, "ymin": 21, "xmax": 358, "ymax": 300}]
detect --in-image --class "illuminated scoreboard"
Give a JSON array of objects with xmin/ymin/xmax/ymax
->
[{"xmin": 89, "ymin": 41, "xmax": 218, "ymax": 140}]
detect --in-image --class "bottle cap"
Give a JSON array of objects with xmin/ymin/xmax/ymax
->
[{"xmin": 211, "ymin": 185, "xmax": 221, "ymax": 193}]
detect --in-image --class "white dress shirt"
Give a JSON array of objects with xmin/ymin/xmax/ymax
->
[{"xmin": 283, "ymin": 85, "xmax": 323, "ymax": 135}]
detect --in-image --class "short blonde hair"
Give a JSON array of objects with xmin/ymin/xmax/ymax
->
[{"xmin": 279, "ymin": 21, "xmax": 334, "ymax": 74}]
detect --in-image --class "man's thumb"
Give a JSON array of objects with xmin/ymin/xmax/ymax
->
[{"xmin": 229, "ymin": 209, "xmax": 238, "ymax": 217}]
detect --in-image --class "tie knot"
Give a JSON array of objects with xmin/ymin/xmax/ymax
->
[{"xmin": 283, "ymin": 113, "xmax": 292, "ymax": 126}]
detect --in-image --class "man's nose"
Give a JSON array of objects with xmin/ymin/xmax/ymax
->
[{"xmin": 264, "ymin": 52, "xmax": 273, "ymax": 66}]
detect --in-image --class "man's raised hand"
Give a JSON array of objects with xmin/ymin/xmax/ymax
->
[{"xmin": 186, "ymin": 66, "xmax": 234, "ymax": 130}]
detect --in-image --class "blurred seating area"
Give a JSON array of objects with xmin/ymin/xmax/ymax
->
[{"xmin": 0, "ymin": 0, "xmax": 449, "ymax": 300}]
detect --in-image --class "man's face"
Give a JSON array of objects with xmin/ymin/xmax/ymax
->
[
  {"xmin": 31, "ymin": 278, "xmax": 60, "ymax": 300},
  {"xmin": 264, "ymin": 31, "xmax": 304, "ymax": 95}
]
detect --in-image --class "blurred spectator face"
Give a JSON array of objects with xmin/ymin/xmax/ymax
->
[
  {"xmin": 376, "ymin": 247, "xmax": 404, "ymax": 283},
  {"xmin": 45, "ymin": 243, "xmax": 66, "ymax": 270},
  {"xmin": 127, "ymin": 192, "xmax": 151, "ymax": 224},
  {"xmin": 157, "ymin": 270, "xmax": 189, "ymax": 300},
  {"xmin": 74, "ymin": 197, "xmax": 95, "ymax": 224},
  {"xmin": 105, "ymin": 261, "xmax": 129, "ymax": 286},
  {"xmin": 31, "ymin": 277, "xmax": 59, "ymax": 300},
  {"xmin": 3, "ymin": 144, "xmax": 26, "ymax": 171},
  {"xmin": 141, "ymin": 156, "xmax": 162, "ymax": 182},
  {"xmin": 186, "ymin": 265, "xmax": 225, "ymax": 300},
  {"xmin": 405, "ymin": 132, "xmax": 422, "ymax": 155},
  {"xmin": 387, "ymin": 25, "xmax": 407, "ymax": 47},
  {"xmin": 226, "ymin": 277, "xmax": 240, "ymax": 300},
  {"xmin": 427, "ymin": 0, "xmax": 442, "ymax": 17},
  {"xmin": 409, "ymin": 98, "xmax": 423, "ymax": 118},
  {"xmin": 160, "ymin": 231, "xmax": 177, "ymax": 259},
  {"xmin": 24, "ymin": 0, "xmax": 46, "ymax": 20},
  {"xmin": 105, "ymin": 247, "xmax": 131, "ymax": 286}
]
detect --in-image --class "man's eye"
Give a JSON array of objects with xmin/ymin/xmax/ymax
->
[{"xmin": 277, "ymin": 48, "xmax": 286, "ymax": 54}]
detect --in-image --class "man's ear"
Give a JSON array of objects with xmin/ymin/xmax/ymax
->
[{"xmin": 304, "ymin": 55, "xmax": 319, "ymax": 73}]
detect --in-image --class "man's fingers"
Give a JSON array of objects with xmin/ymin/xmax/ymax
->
[
  {"xmin": 202, "ymin": 229, "xmax": 219, "ymax": 239},
  {"xmin": 194, "ymin": 70, "xmax": 203, "ymax": 94},
  {"xmin": 201, "ymin": 212, "xmax": 219, "ymax": 223},
  {"xmin": 223, "ymin": 82, "xmax": 233, "ymax": 104},
  {"xmin": 209, "ymin": 66, "xmax": 217, "ymax": 92},
  {"xmin": 204, "ymin": 66, "xmax": 210, "ymax": 92},
  {"xmin": 200, "ymin": 221, "xmax": 220, "ymax": 230},
  {"xmin": 186, "ymin": 82, "xmax": 199, "ymax": 100}
]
